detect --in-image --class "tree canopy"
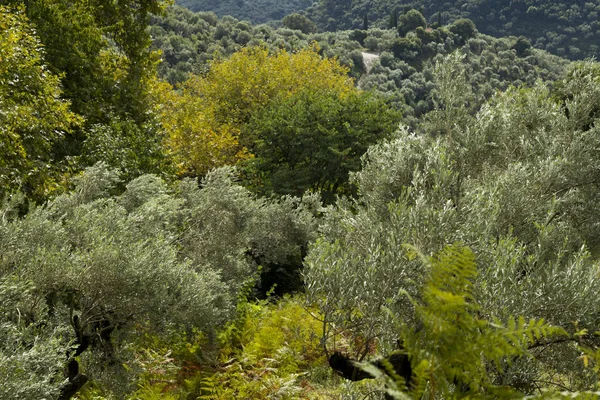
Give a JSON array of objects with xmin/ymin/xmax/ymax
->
[
  {"xmin": 158, "ymin": 45, "xmax": 398, "ymax": 196},
  {"xmin": 0, "ymin": 6, "xmax": 81, "ymax": 200},
  {"xmin": 4, "ymin": 1, "xmax": 600, "ymax": 398}
]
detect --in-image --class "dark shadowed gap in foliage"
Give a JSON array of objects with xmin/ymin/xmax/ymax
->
[{"xmin": 247, "ymin": 245, "xmax": 308, "ymax": 299}]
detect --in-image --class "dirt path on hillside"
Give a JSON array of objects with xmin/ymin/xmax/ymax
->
[{"xmin": 361, "ymin": 52, "xmax": 379, "ymax": 73}]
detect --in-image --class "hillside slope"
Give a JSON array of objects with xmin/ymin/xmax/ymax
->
[
  {"xmin": 150, "ymin": 5, "xmax": 569, "ymax": 128},
  {"xmin": 306, "ymin": 0, "xmax": 600, "ymax": 60},
  {"xmin": 175, "ymin": 0, "xmax": 316, "ymax": 23}
]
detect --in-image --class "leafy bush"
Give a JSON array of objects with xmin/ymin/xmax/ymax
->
[
  {"xmin": 0, "ymin": 277, "xmax": 71, "ymax": 399},
  {"xmin": 0, "ymin": 163, "xmax": 320, "ymax": 398}
]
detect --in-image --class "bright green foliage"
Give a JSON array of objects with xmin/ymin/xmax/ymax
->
[
  {"xmin": 159, "ymin": 44, "xmax": 394, "ymax": 200},
  {"xmin": 189, "ymin": 296, "xmax": 329, "ymax": 399},
  {"xmin": 0, "ymin": 0, "xmax": 175, "ymax": 197},
  {"xmin": 304, "ymin": 57, "xmax": 600, "ymax": 393},
  {"xmin": 0, "ymin": 2, "xmax": 175, "ymax": 201},
  {"xmin": 2, "ymin": 0, "xmax": 168, "ymax": 125},
  {"xmin": 116, "ymin": 296, "xmax": 334, "ymax": 399},
  {"xmin": 0, "ymin": 6, "xmax": 82, "ymax": 199},
  {"xmin": 243, "ymin": 87, "xmax": 400, "ymax": 201},
  {"xmin": 366, "ymin": 245, "xmax": 565, "ymax": 399}
]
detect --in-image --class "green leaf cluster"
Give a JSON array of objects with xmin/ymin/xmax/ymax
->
[
  {"xmin": 0, "ymin": 6, "xmax": 82, "ymax": 199},
  {"xmin": 358, "ymin": 245, "xmax": 567, "ymax": 399},
  {"xmin": 243, "ymin": 87, "xmax": 400, "ymax": 201}
]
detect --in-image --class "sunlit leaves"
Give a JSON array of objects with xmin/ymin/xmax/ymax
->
[
  {"xmin": 305, "ymin": 57, "xmax": 600, "ymax": 394},
  {"xmin": 159, "ymin": 45, "xmax": 355, "ymax": 176},
  {"xmin": 0, "ymin": 6, "xmax": 82, "ymax": 199}
]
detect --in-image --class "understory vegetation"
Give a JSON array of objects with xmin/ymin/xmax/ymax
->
[{"xmin": 2, "ymin": 1, "xmax": 600, "ymax": 399}]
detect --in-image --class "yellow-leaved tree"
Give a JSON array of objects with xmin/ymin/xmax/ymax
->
[{"xmin": 158, "ymin": 45, "xmax": 354, "ymax": 176}]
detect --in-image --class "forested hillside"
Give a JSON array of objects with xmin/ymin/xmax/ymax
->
[
  {"xmin": 4, "ymin": 1, "xmax": 600, "ymax": 399},
  {"xmin": 150, "ymin": 5, "xmax": 568, "ymax": 125},
  {"xmin": 305, "ymin": 0, "xmax": 600, "ymax": 60},
  {"xmin": 174, "ymin": 0, "xmax": 315, "ymax": 23}
]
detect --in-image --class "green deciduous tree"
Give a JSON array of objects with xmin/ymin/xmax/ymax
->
[
  {"xmin": 398, "ymin": 9, "xmax": 427, "ymax": 37},
  {"xmin": 1, "ymin": 0, "xmax": 168, "ymax": 125},
  {"xmin": 1, "ymin": 0, "xmax": 175, "ymax": 196},
  {"xmin": 0, "ymin": 6, "xmax": 82, "ymax": 200},
  {"xmin": 448, "ymin": 18, "xmax": 477, "ymax": 45},
  {"xmin": 242, "ymin": 88, "xmax": 400, "ymax": 201},
  {"xmin": 159, "ymin": 46, "xmax": 356, "ymax": 179},
  {"xmin": 282, "ymin": 12, "xmax": 318, "ymax": 34}
]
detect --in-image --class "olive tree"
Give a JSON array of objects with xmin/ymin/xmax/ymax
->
[
  {"xmin": 304, "ymin": 58, "xmax": 600, "ymax": 393},
  {"xmin": 0, "ymin": 163, "xmax": 320, "ymax": 398}
]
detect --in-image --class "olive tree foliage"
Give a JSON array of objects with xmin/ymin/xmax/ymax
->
[
  {"xmin": 0, "ymin": 163, "xmax": 319, "ymax": 398},
  {"xmin": 423, "ymin": 52, "xmax": 476, "ymax": 137},
  {"xmin": 304, "ymin": 57, "xmax": 600, "ymax": 393},
  {"xmin": 0, "ymin": 277, "xmax": 71, "ymax": 399}
]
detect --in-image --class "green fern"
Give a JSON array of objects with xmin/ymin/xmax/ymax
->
[
  {"xmin": 196, "ymin": 375, "xmax": 221, "ymax": 399},
  {"xmin": 380, "ymin": 244, "xmax": 570, "ymax": 399}
]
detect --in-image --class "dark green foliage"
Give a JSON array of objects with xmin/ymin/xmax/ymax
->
[
  {"xmin": 512, "ymin": 35, "xmax": 533, "ymax": 57},
  {"xmin": 359, "ymin": 24, "xmax": 567, "ymax": 126},
  {"xmin": 241, "ymin": 88, "xmax": 400, "ymax": 202},
  {"xmin": 149, "ymin": 5, "xmax": 569, "ymax": 128},
  {"xmin": 448, "ymin": 18, "xmax": 477, "ymax": 44},
  {"xmin": 305, "ymin": 0, "xmax": 600, "ymax": 60},
  {"xmin": 149, "ymin": 5, "xmax": 369, "ymax": 84},
  {"xmin": 397, "ymin": 9, "xmax": 426, "ymax": 37},
  {"xmin": 175, "ymin": 0, "xmax": 316, "ymax": 24},
  {"xmin": 282, "ymin": 12, "xmax": 318, "ymax": 33},
  {"xmin": 349, "ymin": 29, "xmax": 367, "ymax": 45},
  {"xmin": 388, "ymin": 8, "xmax": 398, "ymax": 29}
]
